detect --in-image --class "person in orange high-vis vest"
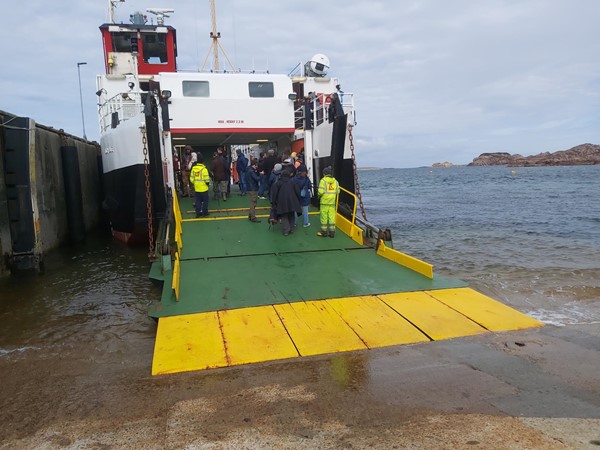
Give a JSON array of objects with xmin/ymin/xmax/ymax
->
[{"xmin": 317, "ymin": 166, "xmax": 339, "ymax": 238}]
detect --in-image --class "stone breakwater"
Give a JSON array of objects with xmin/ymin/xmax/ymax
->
[{"xmin": 468, "ymin": 143, "xmax": 600, "ymax": 167}]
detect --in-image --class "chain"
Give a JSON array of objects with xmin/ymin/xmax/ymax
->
[
  {"xmin": 142, "ymin": 128, "xmax": 155, "ymax": 259},
  {"xmin": 348, "ymin": 125, "xmax": 368, "ymax": 222}
]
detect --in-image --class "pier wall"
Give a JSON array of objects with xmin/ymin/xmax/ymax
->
[{"xmin": 0, "ymin": 110, "xmax": 102, "ymax": 275}]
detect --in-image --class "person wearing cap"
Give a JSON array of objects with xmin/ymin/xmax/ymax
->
[
  {"xmin": 189, "ymin": 153, "xmax": 211, "ymax": 217},
  {"xmin": 282, "ymin": 156, "xmax": 296, "ymax": 177},
  {"xmin": 182, "ymin": 146, "xmax": 193, "ymax": 197},
  {"xmin": 268, "ymin": 163, "xmax": 283, "ymax": 202},
  {"xmin": 293, "ymin": 164, "xmax": 312, "ymax": 227},
  {"xmin": 317, "ymin": 166, "xmax": 339, "ymax": 237},
  {"xmin": 245, "ymin": 159, "xmax": 261, "ymax": 223}
]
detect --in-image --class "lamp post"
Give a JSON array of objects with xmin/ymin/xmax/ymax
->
[{"xmin": 77, "ymin": 62, "xmax": 87, "ymax": 140}]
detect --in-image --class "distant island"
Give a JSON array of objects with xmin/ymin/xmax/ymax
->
[
  {"xmin": 468, "ymin": 143, "xmax": 600, "ymax": 167},
  {"xmin": 431, "ymin": 162, "xmax": 455, "ymax": 168}
]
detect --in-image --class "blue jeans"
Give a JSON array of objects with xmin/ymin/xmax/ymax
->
[
  {"xmin": 302, "ymin": 205, "xmax": 309, "ymax": 226},
  {"xmin": 238, "ymin": 171, "xmax": 247, "ymax": 193},
  {"xmin": 257, "ymin": 174, "xmax": 267, "ymax": 196},
  {"xmin": 194, "ymin": 191, "xmax": 209, "ymax": 216}
]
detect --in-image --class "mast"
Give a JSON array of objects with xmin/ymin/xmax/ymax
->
[
  {"xmin": 200, "ymin": 0, "xmax": 235, "ymax": 72},
  {"xmin": 209, "ymin": 0, "xmax": 220, "ymax": 71},
  {"xmin": 108, "ymin": 0, "xmax": 124, "ymax": 24}
]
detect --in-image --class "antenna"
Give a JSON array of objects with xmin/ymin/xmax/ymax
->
[{"xmin": 146, "ymin": 8, "xmax": 175, "ymax": 25}]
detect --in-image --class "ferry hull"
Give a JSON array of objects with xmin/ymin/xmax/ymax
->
[{"xmin": 102, "ymin": 164, "xmax": 153, "ymax": 245}]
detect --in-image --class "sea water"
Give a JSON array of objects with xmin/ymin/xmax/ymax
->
[
  {"xmin": 359, "ymin": 165, "xmax": 600, "ymax": 326},
  {"xmin": 0, "ymin": 165, "xmax": 598, "ymax": 357}
]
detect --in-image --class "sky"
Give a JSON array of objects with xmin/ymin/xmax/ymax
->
[{"xmin": 2, "ymin": 0, "xmax": 600, "ymax": 168}]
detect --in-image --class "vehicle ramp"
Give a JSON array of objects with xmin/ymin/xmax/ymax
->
[{"xmin": 150, "ymin": 195, "xmax": 542, "ymax": 375}]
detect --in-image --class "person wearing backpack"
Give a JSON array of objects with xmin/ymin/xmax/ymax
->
[{"xmin": 293, "ymin": 164, "xmax": 312, "ymax": 227}]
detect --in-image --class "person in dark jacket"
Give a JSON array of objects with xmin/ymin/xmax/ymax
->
[
  {"xmin": 259, "ymin": 149, "xmax": 278, "ymax": 198},
  {"xmin": 236, "ymin": 149, "xmax": 248, "ymax": 195},
  {"xmin": 293, "ymin": 164, "xmax": 312, "ymax": 227},
  {"xmin": 271, "ymin": 167, "xmax": 301, "ymax": 236},
  {"xmin": 268, "ymin": 163, "xmax": 283, "ymax": 203},
  {"xmin": 212, "ymin": 147, "xmax": 228, "ymax": 201},
  {"xmin": 245, "ymin": 159, "xmax": 261, "ymax": 222}
]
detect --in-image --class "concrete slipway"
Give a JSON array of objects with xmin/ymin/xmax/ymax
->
[
  {"xmin": 0, "ymin": 323, "xmax": 598, "ymax": 449},
  {"xmin": 0, "ymin": 194, "xmax": 597, "ymax": 449}
]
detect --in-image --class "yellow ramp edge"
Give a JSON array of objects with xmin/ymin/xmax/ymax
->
[
  {"xmin": 152, "ymin": 312, "xmax": 227, "ymax": 375},
  {"xmin": 376, "ymin": 241, "xmax": 434, "ymax": 279},
  {"xmin": 327, "ymin": 296, "xmax": 430, "ymax": 348},
  {"xmin": 274, "ymin": 301, "xmax": 368, "ymax": 356},
  {"xmin": 152, "ymin": 290, "xmax": 544, "ymax": 375},
  {"xmin": 379, "ymin": 291, "xmax": 488, "ymax": 340},
  {"xmin": 427, "ymin": 287, "xmax": 544, "ymax": 331},
  {"xmin": 218, "ymin": 306, "xmax": 300, "ymax": 366}
]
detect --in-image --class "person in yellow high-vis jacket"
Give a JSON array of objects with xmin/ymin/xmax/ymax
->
[
  {"xmin": 317, "ymin": 166, "xmax": 339, "ymax": 238},
  {"xmin": 189, "ymin": 153, "xmax": 211, "ymax": 217}
]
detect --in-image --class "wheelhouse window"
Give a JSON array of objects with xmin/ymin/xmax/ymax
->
[
  {"xmin": 249, "ymin": 82, "xmax": 274, "ymax": 97},
  {"xmin": 110, "ymin": 32, "xmax": 169, "ymax": 64},
  {"xmin": 111, "ymin": 32, "xmax": 136, "ymax": 52},
  {"xmin": 142, "ymin": 33, "xmax": 168, "ymax": 64},
  {"xmin": 182, "ymin": 81, "xmax": 210, "ymax": 97}
]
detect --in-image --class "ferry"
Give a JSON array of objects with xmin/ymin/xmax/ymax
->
[{"xmin": 96, "ymin": 1, "xmax": 543, "ymax": 375}]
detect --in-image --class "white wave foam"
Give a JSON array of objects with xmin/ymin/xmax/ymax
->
[
  {"xmin": 527, "ymin": 301, "xmax": 600, "ymax": 326},
  {"xmin": 0, "ymin": 346, "xmax": 40, "ymax": 357}
]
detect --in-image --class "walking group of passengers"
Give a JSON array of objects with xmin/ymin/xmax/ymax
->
[{"xmin": 179, "ymin": 146, "xmax": 340, "ymax": 238}]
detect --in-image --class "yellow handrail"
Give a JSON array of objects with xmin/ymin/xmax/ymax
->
[
  {"xmin": 338, "ymin": 185, "xmax": 357, "ymax": 225},
  {"xmin": 335, "ymin": 186, "xmax": 363, "ymax": 245},
  {"xmin": 171, "ymin": 251, "xmax": 181, "ymax": 300},
  {"xmin": 173, "ymin": 192, "xmax": 183, "ymax": 251}
]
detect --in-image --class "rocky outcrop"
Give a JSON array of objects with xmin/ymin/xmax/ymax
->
[
  {"xmin": 468, "ymin": 144, "xmax": 600, "ymax": 167},
  {"xmin": 432, "ymin": 161, "xmax": 454, "ymax": 168}
]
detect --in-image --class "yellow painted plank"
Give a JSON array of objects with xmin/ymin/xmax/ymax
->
[
  {"xmin": 379, "ymin": 291, "xmax": 487, "ymax": 340},
  {"xmin": 327, "ymin": 296, "xmax": 430, "ymax": 348},
  {"xmin": 274, "ymin": 301, "xmax": 367, "ymax": 356},
  {"xmin": 336, "ymin": 213, "xmax": 364, "ymax": 245},
  {"xmin": 152, "ymin": 312, "xmax": 227, "ymax": 375},
  {"xmin": 219, "ymin": 306, "xmax": 299, "ymax": 365},
  {"xmin": 376, "ymin": 241, "xmax": 434, "ymax": 279},
  {"xmin": 172, "ymin": 256, "xmax": 180, "ymax": 301},
  {"xmin": 427, "ymin": 288, "xmax": 544, "ymax": 331}
]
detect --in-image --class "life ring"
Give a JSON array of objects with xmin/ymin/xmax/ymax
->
[{"xmin": 324, "ymin": 95, "xmax": 331, "ymax": 106}]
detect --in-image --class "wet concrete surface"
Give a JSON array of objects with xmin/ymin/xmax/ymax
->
[{"xmin": 1, "ymin": 322, "xmax": 598, "ymax": 449}]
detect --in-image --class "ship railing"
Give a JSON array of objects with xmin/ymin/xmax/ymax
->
[
  {"xmin": 295, "ymin": 92, "xmax": 356, "ymax": 130},
  {"xmin": 177, "ymin": 68, "xmax": 272, "ymax": 74},
  {"xmin": 288, "ymin": 62, "xmax": 303, "ymax": 77},
  {"xmin": 98, "ymin": 92, "xmax": 144, "ymax": 133}
]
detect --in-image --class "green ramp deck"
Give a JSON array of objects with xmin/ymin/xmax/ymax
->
[{"xmin": 150, "ymin": 190, "xmax": 543, "ymax": 375}]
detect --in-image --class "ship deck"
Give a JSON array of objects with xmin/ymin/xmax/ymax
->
[{"xmin": 150, "ymin": 190, "xmax": 542, "ymax": 375}]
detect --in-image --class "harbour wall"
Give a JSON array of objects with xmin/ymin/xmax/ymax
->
[{"xmin": 0, "ymin": 110, "xmax": 103, "ymax": 275}]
